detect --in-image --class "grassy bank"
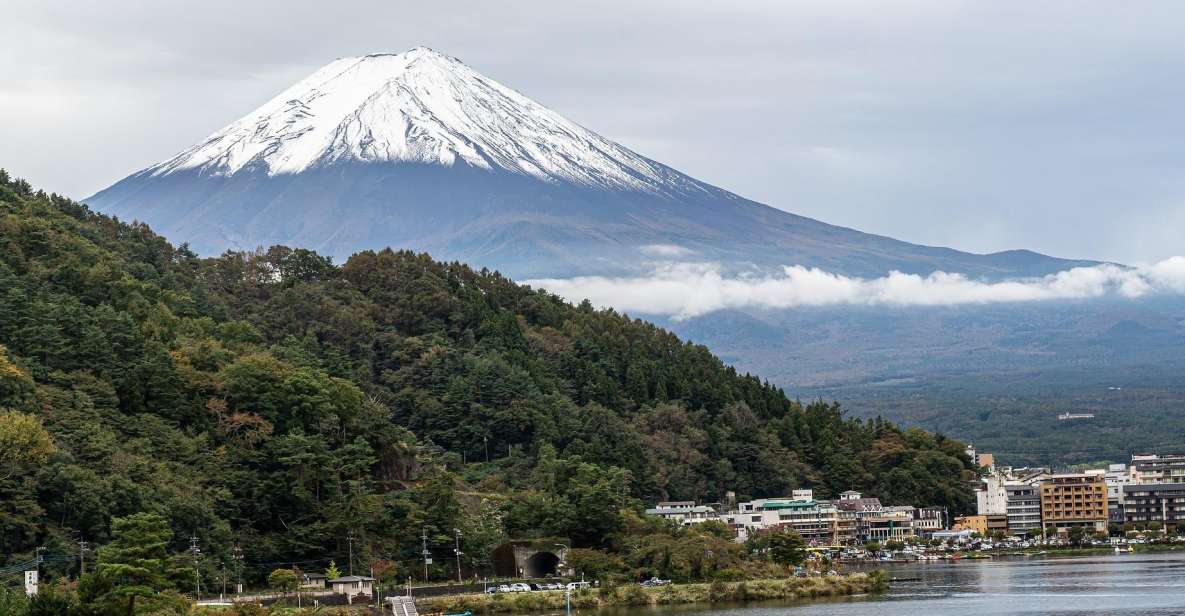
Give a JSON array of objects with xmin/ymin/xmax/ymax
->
[{"xmin": 419, "ymin": 573, "xmax": 887, "ymax": 614}]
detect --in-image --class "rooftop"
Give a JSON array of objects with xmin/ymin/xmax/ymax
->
[
  {"xmin": 645, "ymin": 505, "xmax": 716, "ymax": 515},
  {"xmin": 329, "ymin": 576, "xmax": 375, "ymax": 583}
]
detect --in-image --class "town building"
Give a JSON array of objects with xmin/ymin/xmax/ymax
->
[
  {"xmin": 953, "ymin": 515, "xmax": 987, "ymax": 535},
  {"xmin": 1104, "ymin": 463, "xmax": 1131, "ymax": 524},
  {"xmin": 866, "ymin": 507, "xmax": 915, "ymax": 542},
  {"xmin": 721, "ymin": 496, "xmax": 839, "ymax": 544},
  {"xmin": 1122, "ymin": 482, "xmax": 1185, "ymax": 528},
  {"xmin": 931, "ymin": 529, "xmax": 975, "ymax": 544},
  {"xmin": 1005, "ymin": 483, "xmax": 1042, "ymax": 536},
  {"xmin": 328, "ymin": 575, "xmax": 374, "ymax": 602},
  {"xmin": 965, "ymin": 444, "xmax": 995, "ymax": 470},
  {"xmin": 771, "ymin": 499, "xmax": 840, "ymax": 545},
  {"xmin": 300, "ymin": 572, "xmax": 327, "ymax": 589},
  {"xmin": 1040, "ymin": 473, "xmax": 1107, "ymax": 534},
  {"xmin": 954, "ymin": 514, "xmax": 1006, "ymax": 537},
  {"xmin": 986, "ymin": 514, "xmax": 1009, "ymax": 535},
  {"xmin": 1130, "ymin": 453, "xmax": 1185, "ymax": 485},
  {"xmin": 1010, "ymin": 468, "xmax": 1051, "ymax": 484},
  {"xmin": 976, "ymin": 474, "xmax": 1008, "ymax": 516},
  {"xmin": 643, "ymin": 501, "xmax": 718, "ymax": 526},
  {"xmin": 912, "ymin": 506, "xmax": 948, "ymax": 537},
  {"xmin": 649, "ymin": 489, "xmax": 945, "ymax": 546},
  {"xmin": 830, "ymin": 505, "xmax": 861, "ymax": 545},
  {"xmin": 833, "ymin": 492, "xmax": 886, "ymax": 544}
]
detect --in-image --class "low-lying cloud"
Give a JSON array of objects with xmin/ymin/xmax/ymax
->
[
  {"xmin": 639, "ymin": 244, "xmax": 695, "ymax": 257},
  {"xmin": 527, "ymin": 257, "xmax": 1185, "ymax": 320}
]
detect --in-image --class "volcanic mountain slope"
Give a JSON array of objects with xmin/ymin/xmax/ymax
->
[{"xmin": 87, "ymin": 47, "xmax": 1091, "ymax": 279}]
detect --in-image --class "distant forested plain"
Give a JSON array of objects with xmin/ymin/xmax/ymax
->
[{"xmin": 665, "ymin": 300, "xmax": 1185, "ymax": 468}]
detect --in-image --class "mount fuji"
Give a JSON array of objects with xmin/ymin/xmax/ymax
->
[
  {"xmin": 87, "ymin": 47, "xmax": 1088, "ymax": 280},
  {"xmin": 84, "ymin": 47, "xmax": 1185, "ymax": 465}
]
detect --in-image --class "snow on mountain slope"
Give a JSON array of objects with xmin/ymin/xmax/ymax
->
[{"xmin": 148, "ymin": 47, "xmax": 697, "ymax": 196}]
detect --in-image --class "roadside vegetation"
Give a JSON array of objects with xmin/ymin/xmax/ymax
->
[{"xmin": 420, "ymin": 572, "xmax": 888, "ymax": 614}]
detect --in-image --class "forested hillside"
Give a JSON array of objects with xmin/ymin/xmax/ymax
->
[{"xmin": 0, "ymin": 170, "xmax": 975, "ymax": 587}]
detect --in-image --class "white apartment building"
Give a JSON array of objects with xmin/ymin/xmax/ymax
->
[
  {"xmin": 644, "ymin": 501, "xmax": 718, "ymax": 526},
  {"xmin": 977, "ymin": 474, "xmax": 1008, "ymax": 516},
  {"xmin": 721, "ymin": 496, "xmax": 840, "ymax": 544}
]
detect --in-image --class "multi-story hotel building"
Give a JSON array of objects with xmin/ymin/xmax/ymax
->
[
  {"xmin": 1005, "ymin": 483, "xmax": 1042, "ymax": 536},
  {"xmin": 1130, "ymin": 453, "xmax": 1185, "ymax": 485},
  {"xmin": 1040, "ymin": 473, "xmax": 1107, "ymax": 534},
  {"xmin": 1122, "ymin": 483, "xmax": 1185, "ymax": 528}
]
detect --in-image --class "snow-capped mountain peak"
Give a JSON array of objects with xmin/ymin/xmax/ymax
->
[{"xmin": 148, "ymin": 47, "xmax": 682, "ymax": 193}]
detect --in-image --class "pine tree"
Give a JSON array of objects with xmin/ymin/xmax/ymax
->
[{"xmin": 88, "ymin": 512, "xmax": 173, "ymax": 615}]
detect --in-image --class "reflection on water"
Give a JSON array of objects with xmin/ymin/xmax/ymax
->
[{"xmin": 608, "ymin": 552, "xmax": 1185, "ymax": 616}]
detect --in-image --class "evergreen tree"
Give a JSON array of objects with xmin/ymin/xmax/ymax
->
[{"xmin": 85, "ymin": 512, "xmax": 173, "ymax": 615}]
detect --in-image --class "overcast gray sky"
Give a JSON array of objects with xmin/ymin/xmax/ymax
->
[{"xmin": 3, "ymin": 1, "xmax": 1183, "ymax": 264}]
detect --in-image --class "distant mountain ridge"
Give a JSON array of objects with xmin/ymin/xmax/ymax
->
[{"xmin": 86, "ymin": 47, "xmax": 1094, "ymax": 280}]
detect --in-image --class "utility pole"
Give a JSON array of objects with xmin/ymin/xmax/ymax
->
[
  {"xmin": 347, "ymin": 530, "xmax": 355, "ymax": 576},
  {"xmin": 77, "ymin": 539, "xmax": 89, "ymax": 576},
  {"xmin": 484, "ymin": 436, "xmax": 489, "ymax": 463},
  {"xmin": 189, "ymin": 536, "xmax": 202, "ymax": 601},
  {"xmin": 421, "ymin": 528, "xmax": 430, "ymax": 581},
  {"xmin": 372, "ymin": 563, "xmax": 379, "ymax": 611},
  {"xmin": 28, "ymin": 546, "xmax": 45, "ymax": 598},
  {"xmin": 232, "ymin": 543, "xmax": 244, "ymax": 594},
  {"xmin": 453, "ymin": 528, "xmax": 463, "ymax": 583}
]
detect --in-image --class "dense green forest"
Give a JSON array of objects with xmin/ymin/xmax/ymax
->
[{"xmin": 0, "ymin": 169, "xmax": 974, "ymax": 595}]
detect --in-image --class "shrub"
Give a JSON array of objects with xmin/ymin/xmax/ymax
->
[
  {"xmin": 713, "ymin": 568, "xmax": 746, "ymax": 582},
  {"xmin": 619, "ymin": 584, "xmax": 650, "ymax": 606},
  {"xmin": 708, "ymin": 580, "xmax": 730, "ymax": 603}
]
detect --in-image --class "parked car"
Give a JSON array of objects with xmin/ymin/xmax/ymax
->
[
  {"xmin": 640, "ymin": 577, "xmax": 671, "ymax": 587},
  {"xmin": 566, "ymin": 581, "xmax": 590, "ymax": 590},
  {"xmin": 485, "ymin": 587, "xmax": 499, "ymax": 594},
  {"xmin": 497, "ymin": 585, "xmax": 511, "ymax": 593},
  {"xmin": 511, "ymin": 583, "xmax": 531, "ymax": 592}
]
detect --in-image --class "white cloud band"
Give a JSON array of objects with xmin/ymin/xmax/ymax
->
[{"xmin": 527, "ymin": 256, "xmax": 1185, "ymax": 320}]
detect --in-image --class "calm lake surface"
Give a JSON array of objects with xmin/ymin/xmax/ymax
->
[{"xmin": 617, "ymin": 552, "xmax": 1185, "ymax": 615}]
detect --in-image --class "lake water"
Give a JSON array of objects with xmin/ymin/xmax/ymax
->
[{"xmin": 623, "ymin": 552, "xmax": 1185, "ymax": 615}]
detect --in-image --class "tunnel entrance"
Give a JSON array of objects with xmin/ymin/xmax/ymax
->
[{"xmin": 524, "ymin": 551, "xmax": 560, "ymax": 578}]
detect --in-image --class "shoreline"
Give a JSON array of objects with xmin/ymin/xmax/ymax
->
[{"xmin": 417, "ymin": 573, "xmax": 887, "ymax": 614}]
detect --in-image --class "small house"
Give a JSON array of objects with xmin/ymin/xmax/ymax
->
[
  {"xmin": 300, "ymin": 572, "xmax": 327, "ymax": 589},
  {"xmin": 327, "ymin": 575, "xmax": 375, "ymax": 602}
]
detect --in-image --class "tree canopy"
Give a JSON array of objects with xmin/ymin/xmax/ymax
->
[{"xmin": 0, "ymin": 170, "xmax": 975, "ymax": 590}]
